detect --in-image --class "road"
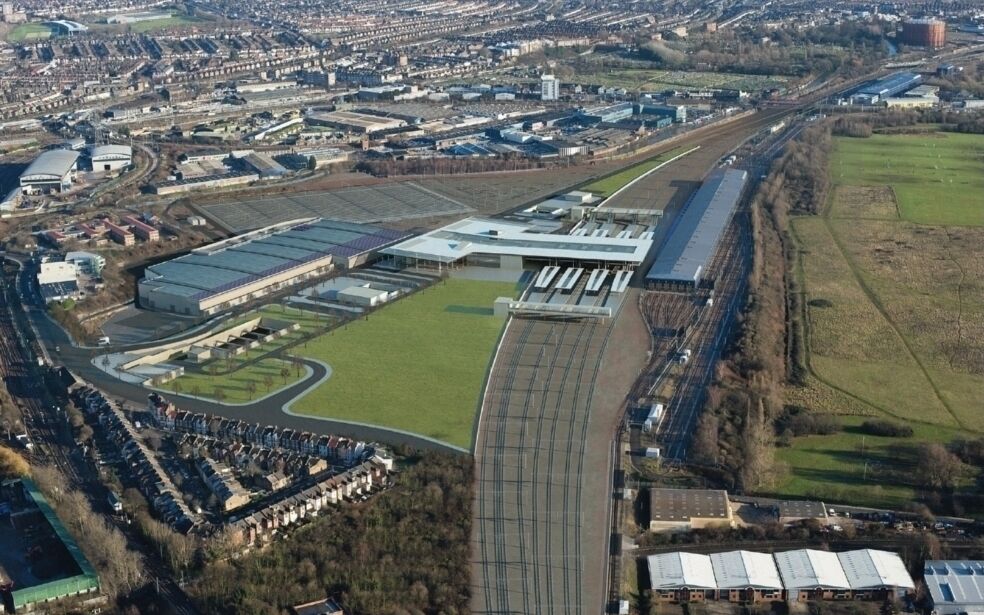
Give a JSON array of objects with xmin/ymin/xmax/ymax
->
[{"xmin": 0, "ymin": 263, "xmax": 201, "ymax": 615}]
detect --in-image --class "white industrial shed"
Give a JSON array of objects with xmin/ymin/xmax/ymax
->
[
  {"xmin": 90, "ymin": 144, "xmax": 133, "ymax": 171},
  {"xmin": 924, "ymin": 561, "xmax": 984, "ymax": 615},
  {"xmin": 649, "ymin": 552, "xmax": 717, "ymax": 599},
  {"xmin": 19, "ymin": 149, "xmax": 80, "ymax": 194},
  {"xmin": 711, "ymin": 550, "xmax": 784, "ymax": 590},
  {"xmin": 775, "ymin": 549, "xmax": 851, "ymax": 600},
  {"xmin": 838, "ymin": 549, "xmax": 915, "ymax": 598}
]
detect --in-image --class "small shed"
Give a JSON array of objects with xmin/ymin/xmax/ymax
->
[{"xmin": 337, "ymin": 285, "xmax": 388, "ymax": 307}]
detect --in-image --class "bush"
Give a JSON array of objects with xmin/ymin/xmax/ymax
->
[
  {"xmin": 859, "ymin": 420, "xmax": 913, "ymax": 438},
  {"xmin": 808, "ymin": 298, "xmax": 833, "ymax": 308},
  {"xmin": 776, "ymin": 406, "xmax": 840, "ymax": 436}
]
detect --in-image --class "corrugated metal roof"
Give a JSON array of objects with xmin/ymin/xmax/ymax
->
[
  {"xmin": 90, "ymin": 144, "xmax": 133, "ymax": 159},
  {"xmin": 648, "ymin": 552, "xmax": 717, "ymax": 590},
  {"xmin": 925, "ymin": 561, "xmax": 984, "ymax": 610},
  {"xmin": 775, "ymin": 549, "xmax": 851, "ymax": 590},
  {"xmin": 839, "ymin": 549, "xmax": 915, "ymax": 590},
  {"xmin": 21, "ymin": 149, "xmax": 80, "ymax": 179},
  {"xmin": 710, "ymin": 551, "xmax": 783, "ymax": 589},
  {"xmin": 645, "ymin": 167, "xmax": 747, "ymax": 285}
]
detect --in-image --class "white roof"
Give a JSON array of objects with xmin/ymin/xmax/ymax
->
[
  {"xmin": 774, "ymin": 549, "xmax": 851, "ymax": 590},
  {"xmin": 710, "ymin": 550, "xmax": 783, "ymax": 590},
  {"xmin": 90, "ymin": 144, "xmax": 133, "ymax": 159},
  {"xmin": 838, "ymin": 549, "xmax": 915, "ymax": 590},
  {"xmin": 648, "ymin": 552, "xmax": 717, "ymax": 590},
  {"xmin": 382, "ymin": 217, "xmax": 652, "ymax": 265},
  {"xmin": 21, "ymin": 149, "xmax": 80, "ymax": 180},
  {"xmin": 925, "ymin": 561, "xmax": 984, "ymax": 610}
]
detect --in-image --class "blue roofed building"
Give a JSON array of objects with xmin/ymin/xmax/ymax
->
[{"xmin": 850, "ymin": 72, "xmax": 922, "ymax": 105}]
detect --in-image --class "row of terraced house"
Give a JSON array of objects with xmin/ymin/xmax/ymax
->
[
  {"xmin": 227, "ymin": 459, "xmax": 391, "ymax": 547},
  {"xmin": 149, "ymin": 392, "xmax": 377, "ymax": 466}
]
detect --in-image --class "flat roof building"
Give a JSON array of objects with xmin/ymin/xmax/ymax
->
[
  {"xmin": 838, "ymin": 549, "xmax": 915, "ymax": 599},
  {"xmin": 382, "ymin": 216, "xmax": 653, "ymax": 270},
  {"xmin": 19, "ymin": 149, "xmax": 80, "ymax": 195},
  {"xmin": 645, "ymin": 168, "xmax": 747, "ymax": 289},
  {"xmin": 305, "ymin": 110, "xmax": 406, "ymax": 134},
  {"xmin": 775, "ymin": 549, "xmax": 851, "ymax": 601},
  {"xmin": 649, "ymin": 552, "xmax": 717, "ymax": 602},
  {"xmin": 711, "ymin": 551, "xmax": 784, "ymax": 603},
  {"xmin": 851, "ymin": 72, "xmax": 922, "ymax": 105},
  {"xmin": 138, "ymin": 218, "xmax": 408, "ymax": 317},
  {"xmin": 925, "ymin": 561, "xmax": 984, "ymax": 615},
  {"xmin": 648, "ymin": 488, "xmax": 733, "ymax": 532}
]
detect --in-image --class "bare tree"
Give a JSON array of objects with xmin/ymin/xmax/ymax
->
[
  {"xmin": 245, "ymin": 381, "xmax": 257, "ymax": 400},
  {"xmin": 263, "ymin": 374, "xmax": 274, "ymax": 392},
  {"xmin": 214, "ymin": 386, "xmax": 226, "ymax": 404},
  {"xmin": 280, "ymin": 366, "xmax": 290, "ymax": 384}
]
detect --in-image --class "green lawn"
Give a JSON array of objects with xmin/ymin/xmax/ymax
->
[
  {"xmin": 160, "ymin": 357, "xmax": 304, "ymax": 404},
  {"xmin": 127, "ymin": 15, "xmax": 202, "ymax": 33},
  {"xmin": 830, "ymin": 133, "xmax": 984, "ymax": 226},
  {"xmin": 291, "ymin": 279, "xmax": 518, "ymax": 450},
  {"xmin": 7, "ymin": 23, "xmax": 53, "ymax": 42},
  {"xmin": 581, "ymin": 146, "xmax": 693, "ymax": 198},
  {"xmin": 776, "ymin": 416, "xmax": 977, "ymax": 511}
]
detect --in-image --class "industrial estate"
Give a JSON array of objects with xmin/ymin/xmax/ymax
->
[{"xmin": 0, "ymin": 0, "xmax": 983, "ymax": 614}]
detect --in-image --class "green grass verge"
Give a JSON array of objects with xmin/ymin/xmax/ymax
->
[
  {"xmin": 830, "ymin": 133, "xmax": 984, "ymax": 226},
  {"xmin": 581, "ymin": 146, "xmax": 690, "ymax": 198},
  {"xmin": 7, "ymin": 23, "xmax": 53, "ymax": 42},
  {"xmin": 160, "ymin": 358, "xmax": 304, "ymax": 404},
  {"xmin": 775, "ymin": 416, "xmax": 977, "ymax": 512},
  {"xmin": 292, "ymin": 279, "xmax": 518, "ymax": 449},
  {"xmin": 128, "ymin": 15, "xmax": 202, "ymax": 33}
]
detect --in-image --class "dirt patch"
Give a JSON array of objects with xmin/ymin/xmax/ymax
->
[{"xmin": 829, "ymin": 185, "xmax": 899, "ymax": 220}]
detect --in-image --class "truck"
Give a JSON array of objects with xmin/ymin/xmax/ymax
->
[{"xmin": 643, "ymin": 403, "xmax": 664, "ymax": 432}]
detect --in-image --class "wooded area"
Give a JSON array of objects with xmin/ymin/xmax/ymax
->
[{"xmin": 191, "ymin": 452, "xmax": 473, "ymax": 615}]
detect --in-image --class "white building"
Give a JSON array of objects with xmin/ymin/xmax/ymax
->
[
  {"xmin": 710, "ymin": 550, "xmax": 784, "ymax": 602},
  {"xmin": 774, "ymin": 549, "xmax": 852, "ymax": 602},
  {"xmin": 65, "ymin": 251, "xmax": 106, "ymax": 275},
  {"xmin": 837, "ymin": 549, "xmax": 915, "ymax": 599},
  {"xmin": 89, "ymin": 144, "xmax": 133, "ymax": 172},
  {"xmin": 925, "ymin": 561, "xmax": 984, "ymax": 615},
  {"xmin": 541, "ymin": 74, "xmax": 560, "ymax": 101},
  {"xmin": 19, "ymin": 150, "xmax": 80, "ymax": 195},
  {"xmin": 37, "ymin": 260, "xmax": 80, "ymax": 303},
  {"xmin": 649, "ymin": 552, "xmax": 717, "ymax": 602}
]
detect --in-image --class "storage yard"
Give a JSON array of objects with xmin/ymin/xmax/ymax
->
[{"xmin": 195, "ymin": 182, "xmax": 474, "ymax": 233}]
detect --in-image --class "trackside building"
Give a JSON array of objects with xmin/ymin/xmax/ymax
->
[
  {"xmin": 645, "ymin": 168, "xmax": 747, "ymax": 289},
  {"xmin": 649, "ymin": 549, "xmax": 914, "ymax": 604},
  {"xmin": 19, "ymin": 149, "xmax": 80, "ymax": 195},
  {"xmin": 138, "ymin": 218, "xmax": 408, "ymax": 317}
]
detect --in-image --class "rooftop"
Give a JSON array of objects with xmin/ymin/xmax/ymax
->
[
  {"xmin": 382, "ymin": 217, "xmax": 652, "ymax": 265},
  {"xmin": 649, "ymin": 488, "xmax": 730, "ymax": 523},
  {"xmin": 21, "ymin": 149, "xmax": 80, "ymax": 180},
  {"xmin": 710, "ymin": 550, "xmax": 784, "ymax": 590},
  {"xmin": 925, "ymin": 561, "xmax": 984, "ymax": 608},
  {"xmin": 648, "ymin": 552, "xmax": 717, "ymax": 590},
  {"xmin": 774, "ymin": 549, "xmax": 851, "ymax": 590},
  {"xmin": 645, "ymin": 168, "xmax": 747, "ymax": 285},
  {"xmin": 838, "ymin": 549, "xmax": 915, "ymax": 590}
]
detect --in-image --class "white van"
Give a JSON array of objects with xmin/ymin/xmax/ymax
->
[{"xmin": 97, "ymin": 336, "xmax": 111, "ymax": 346}]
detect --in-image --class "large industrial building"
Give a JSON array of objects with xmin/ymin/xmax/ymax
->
[
  {"xmin": 381, "ymin": 216, "xmax": 654, "ymax": 271},
  {"xmin": 850, "ymin": 72, "xmax": 922, "ymax": 105},
  {"xmin": 89, "ymin": 144, "xmax": 133, "ymax": 172},
  {"xmin": 19, "ymin": 149, "xmax": 80, "ymax": 195},
  {"xmin": 648, "ymin": 488, "xmax": 734, "ymax": 532},
  {"xmin": 138, "ymin": 218, "xmax": 408, "ymax": 317},
  {"xmin": 924, "ymin": 561, "xmax": 984, "ymax": 615},
  {"xmin": 649, "ymin": 549, "xmax": 914, "ymax": 604},
  {"xmin": 900, "ymin": 18, "xmax": 946, "ymax": 48},
  {"xmin": 645, "ymin": 167, "xmax": 747, "ymax": 289}
]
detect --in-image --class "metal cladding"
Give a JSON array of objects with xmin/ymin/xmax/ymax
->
[{"xmin": 645, "ymin": 167, "xmax": 747, "ymax": 286}]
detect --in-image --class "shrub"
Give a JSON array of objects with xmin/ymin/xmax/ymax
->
[
  {"xmin": 859, "ymin": 419, "xmax": 913, "ymax": 438},
  {"xmin": 808, "ymin": 298, "xmax": 834, "ymax": 308}
]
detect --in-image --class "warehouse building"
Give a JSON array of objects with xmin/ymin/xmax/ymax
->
[
  {"xmin": 37, "ymin": 260, "xmax": 80, "ymax": 302},
  {"xmin": 649, "ymin": 549, "xmax": 913, "ymax": 604},
  {"xmin": 138, "ymin": 218, "xmax": 408, "ymax": 317},
  {"xmin": 649, "ymin": 488, "xmax": 734, "ymax": 532},
  {"xmin": 645, "ymin": 168, "xmax": 747, "ymax": 289},
  {"xmin": 89, "ymin": 144, "xmax": 133, "ymax": 172},
  {"xmin": 850, "ymin": 72, "xmax": 922, "ymax": 105},
  {"xmin": 19, "ymin": 149, "xmax": 80, "ymax": 194},
  {"xmin": 305, "ymin": 110, "xmax": 407, "ymax": 134},
  {"xmin": 382, "ymin": 216, "xmax": 653, "ymax": 271},
  {"xmin": 924, "ymin": 560, "xmax": 984, "ymax": 615}
]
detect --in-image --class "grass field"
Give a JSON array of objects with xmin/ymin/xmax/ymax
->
[
  {"xmin": 581, "ymin": 146, "xmax": 692, "ymax": 198},
  {"xmin": 125, "ymin": 15, "xmax": 203, "ymax": 33},
  {"xmin": 775, "ymin": 416, "xmax": 972, "ymax": 510},
  {"xmin": 7, "ymin": 23, "xmax": 53, "ymax": 42},
  {"xmin": 160, "ymin": 358, "xmax": 303, "ymax": 404},
  {"xmin": 291, "ymin": 279, "xmax": 518, "ymax": 450},
  {"xmin": 829, "ymin": 132, "xmax": 984, "ymax": 226},
  {"xmin": 779, "ymin": 131, "xmax": 984, "ymax": 508},
  {"xmin": 567, "ymin": 62, "xmax": 791, "ymax": 92}
]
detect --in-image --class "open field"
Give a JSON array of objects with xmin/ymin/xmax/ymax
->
[
  {"xmin": 580, "ymin": 146, "xmax": 690, "ymax": 197},
  {"xmin": 126, "ymin": 15, "xmax": 203, "ymax": 33},
  {"xmin": 7, "ymin": 23, "xmax": 53, "ymax": 42},
  {"xmin": 781, "ymin": 132, "xmax": 984, "ymax": 508},
  {"xmin": 292, "ymin": 279, "xmax": 518, "ymax": 449},
  {"xmin": 775, "ymin": 416, "xmax": 975, "ymax": 511},
  {"xmin": 829, "ymin": 133, "xmax": 984, "ymax": 226},
  {"xmin": 159, "ymin": 357, "xmax": 303, "ymax": 404}
]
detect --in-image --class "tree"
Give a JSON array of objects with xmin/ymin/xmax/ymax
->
[
  {"xmin": 191, "ymin": 383, "xmax": 201, "ymax": 398},
  {"xmin": 916, "ymin": 443, "xmax": 964, "ymax": 490},
  {"xmin": 0, "ymin": 445, "xmax": 30, "ymax": 478},
  {"xmin": 263, "ymin": 374, "xmax": 274, "ymax": 392},
  {"xmin": 245, "ymin": 381, "xmax": 257, "ymax": 400},
  {"xmin": 280, "ymin": 366, "xmax": 290, "ymax": 384},
  {"xmin": 292, "ymin": 357, "xmax": 304, "ymax": 377},
  {"xmin": 214, "ymin": 386, "xmax": 226, "ymax": 403}
]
